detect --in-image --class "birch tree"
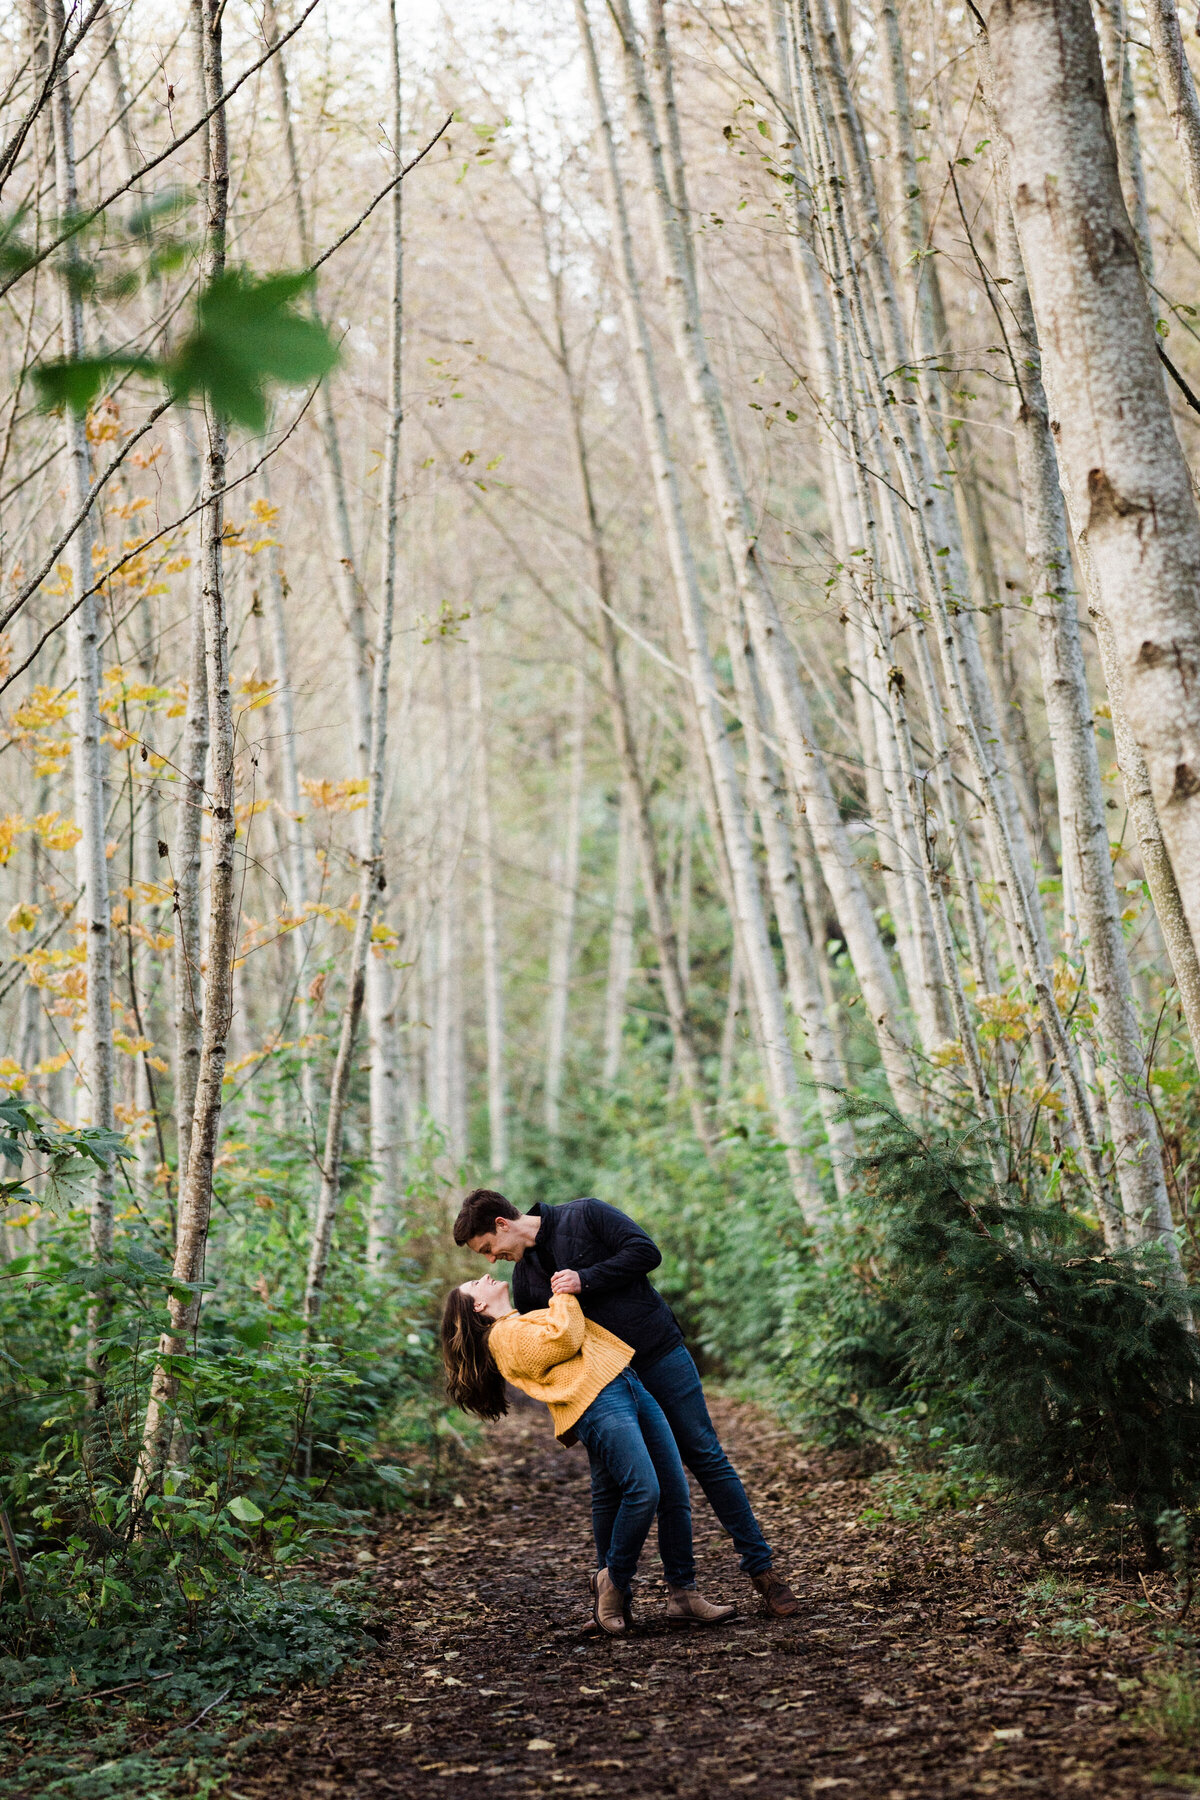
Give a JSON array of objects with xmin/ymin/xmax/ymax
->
[
  {"xmin": 304, "ymin": 0, "xmax": 403, "ymax": 1324},
  {"xmin": 977, "ymin": 29, "xmax": 1175, "ymax": 1247},
  {"xmin": 544, "ymin": 663, "xmax": 586, "ymax": 1139},
  {"xmin": 986, "ymin": 0, "xmax": 1200, "ymax": 989},
  {"xmin": 470, "ymin": 628, "xmax": 507, "ymax": 1174},
  {"xmin": 135, "ymin": 0, "xmax": 237, "ymax": 1491},
  {"xmin": 576, "ymin": 0, "xmax": 823, "ymax": 1218},
  {"xmin": 609, "ymin": 0, "xmax": 923, "ymax": 1120},
  {"xmin": 1142, "ymin": 0, "xmax": 1200, "ymax": 245},
  {"xmin": 45, "ymin": 0, "xmax": 115, "ymax": 1357}
]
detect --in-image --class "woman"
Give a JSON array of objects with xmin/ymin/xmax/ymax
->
[{"xmin": 441, "ymin": 1273, "xmax": 734, "ymax": 1633}]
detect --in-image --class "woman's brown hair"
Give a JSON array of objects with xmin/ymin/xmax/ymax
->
[{"xmin": 441, "ymin": 1287, "xmax": 509, "ymax": 1421}]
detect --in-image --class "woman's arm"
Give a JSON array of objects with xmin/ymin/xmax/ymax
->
[{"xmin": 490, "ymin": 1292, "xmax": 586, "ymax": 1381}]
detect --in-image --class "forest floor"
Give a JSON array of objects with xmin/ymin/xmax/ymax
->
[{"xmin": 220, "ymin": 1393, "xmax": 1197, "ymax": 1799}]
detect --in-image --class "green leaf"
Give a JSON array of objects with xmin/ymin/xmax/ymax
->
[
  {"xmin": 374, "ymin": 1464, "xmax": 410, "ymax": 1488},
  {"xmin": 166, "ymin": 269, "xmax": 339, "ymax": 430},
  {"xmin": 126, "ymin": 186, "xmax": 190, "ymax": 239},
  {"xmin": 34, "ymin": 354, "xmax": 156, "ymax": 414},
  {"xmin": 226, "ymin": 1495, "xmax": 264, "ymax": 1524},
  {"xmin": 230, "ymin": 1318, "xmax": 273, "ymax": 1349}
]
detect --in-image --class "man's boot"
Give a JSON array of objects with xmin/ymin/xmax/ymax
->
[
  {"xmin": 667, "ymin": 1585, "xmax": 736, "ymax": 1626},
  {"xmin": 590, "ymin": 1567, "xmax": 627, "ymax": 1635},
  {"xmin": 749, "ymin": 1570, "xmax": 800, "ymax": 1618}
]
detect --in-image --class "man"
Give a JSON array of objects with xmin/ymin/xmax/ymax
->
[{"xmin": 453, "ymin": 1187, "xmax": 800, "ymax": 1619}]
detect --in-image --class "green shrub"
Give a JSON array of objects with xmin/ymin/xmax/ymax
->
[{"xmin": 843, "ymin": 1097, "xmax": 1200, "ymax": 1558}]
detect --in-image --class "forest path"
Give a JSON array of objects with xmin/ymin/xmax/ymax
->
[{"xmin": 227, "ymin": 1397, "xmax": 1176, "ymax": 1799}]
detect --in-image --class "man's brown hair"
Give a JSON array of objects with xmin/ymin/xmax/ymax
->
[{"xmin": 453, "ymin": 1188, "xmax": 519, "ymax": 1246}]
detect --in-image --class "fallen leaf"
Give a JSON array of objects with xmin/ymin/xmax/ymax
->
[{"xmin": 527, "ymin": 1738, "xmax": 556, "ymax": 1752}]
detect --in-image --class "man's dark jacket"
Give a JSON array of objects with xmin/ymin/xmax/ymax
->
[{"xmin": 511, "ymin": 1198, "xmax": 683, "ymax": 1373}]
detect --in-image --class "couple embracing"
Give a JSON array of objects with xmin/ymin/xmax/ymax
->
[{"xmin": 440, "ymin": 1189, "xmax": 799, "ymax": 1635}]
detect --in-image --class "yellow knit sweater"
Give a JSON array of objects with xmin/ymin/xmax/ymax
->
[{"xmin": 487, "ymin": 1293, "xmax": 632, "ymax": 1439}]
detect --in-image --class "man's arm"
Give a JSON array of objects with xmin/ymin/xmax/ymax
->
[{"xmin": 556, "ymin": 1198, "xmax": 662, "ymax": 1296}]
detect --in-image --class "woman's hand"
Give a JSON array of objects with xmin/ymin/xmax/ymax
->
[{"xmin": 550, "ymin": 1269, "xmax": 582, "ymax": 1295}]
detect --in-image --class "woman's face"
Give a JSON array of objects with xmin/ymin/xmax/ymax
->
[{"xmin": 461, "ymin": 1272, "xmax": 510, "ymax": 1316}]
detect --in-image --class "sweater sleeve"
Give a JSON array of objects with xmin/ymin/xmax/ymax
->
[
  {"xmin": 491, "ymin": 1293, "xmax": 586, "ymax": 1380},
  {"xmin": 573, "ymin": 1198, "xmax": 663, "ymax": 1296}
]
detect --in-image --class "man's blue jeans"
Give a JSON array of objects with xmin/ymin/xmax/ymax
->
[
  {"xmin": 574, "ymin": 1369, "xmax": 693, "ymax": 1594},
  {"xmin": 590, "ymin": 1343, "xmax": 773, "ymax": 1579}
]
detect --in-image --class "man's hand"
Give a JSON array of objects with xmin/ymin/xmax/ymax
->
[{"xmin": 550, "ymin": 1269, "xmax": 582, "ymax": 1295}]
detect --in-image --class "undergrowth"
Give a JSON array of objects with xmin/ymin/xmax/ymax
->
[{"xmin": 0, "ymin": 1077, "xmax": 463, "ymax": 1797}]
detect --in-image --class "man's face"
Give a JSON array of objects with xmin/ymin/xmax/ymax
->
[{"xmin": 468, "ymin": 1216, "xmax": 527, "ymax": 1264}]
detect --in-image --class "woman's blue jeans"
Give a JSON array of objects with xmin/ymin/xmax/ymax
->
[
  {"xmin": 573, "ymin": 1369, "xmax": 693, "ymax": 1595},
  {"xmin": 589, "ymin": 1343, "xmax": 773, "ymax": 1578}
]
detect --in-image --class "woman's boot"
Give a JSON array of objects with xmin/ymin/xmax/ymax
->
[
  {"xmin": 667, "ymin": 1585, "xmax": 736, "ymax": 1625},
  {"xmin": 590, "ymin": 1567, "xmax": 627, "ymax": 1634}
]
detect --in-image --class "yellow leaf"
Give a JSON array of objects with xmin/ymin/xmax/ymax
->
[
  {"xmin": 300, "ymin": 776, "xmax": 369, "ymax": 813},
  {"xmin": 0, "ymin": 1058, "xmax": 27, "ymax": 1090},
  {"xmin": 6, "ymin": 901, "xmax": 41, "ymax": 934},
  {"xmin": 35, "ymin": 812, "xmax": 82, "ymax": 853},
  {"xmin": 0, "ymin": 813, "xmax": 30, "ymax": 863}
]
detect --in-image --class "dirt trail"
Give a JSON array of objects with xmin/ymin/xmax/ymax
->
[{"xmin": 227, "ymin": 1396, "xmax": 1178, "ymax": 1798}]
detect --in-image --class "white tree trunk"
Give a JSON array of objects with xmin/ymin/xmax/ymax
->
[
  {"xmin": 469, "ymin": 631, "xmax": 508, "ymax": 1174},
  {"xmin": 46, "ymin": 0, "xmax": 115, "ymax": 1317},
  {"xmin": 718, "ymin": 937, "xmax": 745, "ymax": 1104},
  {"xmin": 577, "ymin": 0, "xmax": 822, "ymax": 1216},
  {"xmin": 987, "ymin": 0, "xmax": 1200, "ymax": 1034},
  {"xmin": 1142, "ymin": 0, "xmax": 1200, "ymax": 245},
  {"xmin": 1094, "ymin": 0, "xmax": 1155, "ymax": 279},
  {"xmin": 545, "ymin": 664, "xmax": 587, "ymax": 1138},
  {"xmin": 135, "ymin": 0, "xmax": 236, "ymax": 1495},
  {"xmin": 612, "ymin": 0, "xmax": 922, "ymax": 1122},
  {"xmin": 258, "ymin": 470, "xmax": 316, "ymax": 1143},
  {"xmin": 549, "ymin": 262, "xmax": 715, "ymax": 1149},
  {"xmin": 260, "ymin": 0, "xmax": 372, "ymax": 786},
  {"xmin": 1088, "ymin": 584, "xmax": 1200, "ymax": 1053},
  {"xmin": 365, "ymin": 950, "xmax": 402, "ymax": 1267},
  {"xmin": 796, "ymin": 0, "xmax": 1117, "ymax": 1221},
  {"xmin": 731, "ymin": 619, "xmax": 855, "ymax": 1191},
  {"xmin": 977, "ymin": 32, "xmax": 1175, "ymax": 1247},
  {"xmin": 801, "ymin": 0, "xmax": 1054, "ymax": 985},
  {"xmin": 603, "ymin": 773, "xmax": 638, "ymax": 1087},
  {"xmin": 363, "ymin": 35, "xmax": 406, "ymax": 1264},
  {"xmin": 304, "ymin": 1, "xmax": 402, "ymax": 1325}
]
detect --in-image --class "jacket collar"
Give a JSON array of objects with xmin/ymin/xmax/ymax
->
[{"xmin": 526, "ymin": 1201, "xmax": 556, "ymax": 1269}]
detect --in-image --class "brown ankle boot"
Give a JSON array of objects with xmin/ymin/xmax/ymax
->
[
  {"xmin": 667, "ymin": 1585, "xmax": 736, "ymax": 1626},
  {"xmin": 750, "ymin": 1570, "xmax": 800, "ymax": 1618},
  {"xmin": 590, "ymin": 1567, "xmax": 627, "ymax": 1635}
]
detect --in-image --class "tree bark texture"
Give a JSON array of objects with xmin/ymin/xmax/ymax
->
[
  {"xmin": 544, "ymin": 664, "xmax": 586, "ymax": 1139},
  {"xmin": 987, "ymin": 0, "xmax": 1200, "ymax": 1017},
  {"xmin": 304, "ymin": 0, "xmax": 402, "ymax": 1322},
  {"xmin": 977, "ymin": 29, "xmax": 1175, "ymax": 1248},
  {"xmin": 46, "ymin": 0, "xmax": 116, "ymax": 1298},
  {"xmin": 470, "ymin": 631, "xmax": 508, "ymax": 1174},
  {"xmin": 135, "ymin": 0, "xmax": 235, "ymax": 1495}
]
